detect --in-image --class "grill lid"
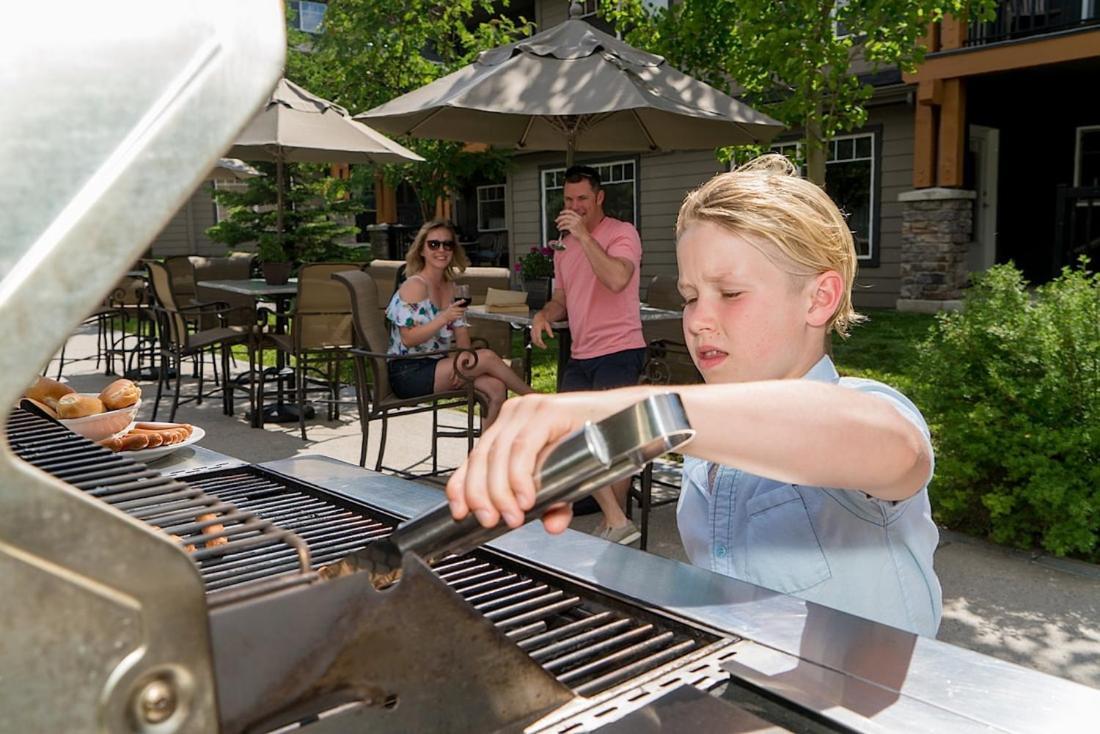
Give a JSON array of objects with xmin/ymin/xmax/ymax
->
[{"xmin": 0, "ymin": 4, "xmax": 284, "ymax": 732}]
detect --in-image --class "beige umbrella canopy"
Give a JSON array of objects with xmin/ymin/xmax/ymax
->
[
  {"xmin": 356, "ymin": 3, "xmax": 783, "ymax": 165},
  {"xmin": 228, "ymin": 78, "xmax": 423, "ymax": 243},
  {"xmin": 231, "ymin": 78, "xmax": 423, "ymax": 164},
  {"xmin": 207, "ymin": 158, "xmax": 262, "ymax": 181}
]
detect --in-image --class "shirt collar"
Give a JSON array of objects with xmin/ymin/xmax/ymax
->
[{"xmin": 801, "ymin": 354, "xmax": 839, "ymax": 384}]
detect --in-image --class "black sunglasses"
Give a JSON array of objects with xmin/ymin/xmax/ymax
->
[{"xmin": 426, "ymin": 239, "xmax": 456, "ymax": 251}]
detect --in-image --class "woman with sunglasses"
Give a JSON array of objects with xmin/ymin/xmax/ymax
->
[{"xmin": 385, "ymin": 219, "xmax": 535, "ymax": 426}]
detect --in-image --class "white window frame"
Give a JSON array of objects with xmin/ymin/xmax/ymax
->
[
  {"xmin": 293, "ymin": 1, "xmax": 326, "ymax": 34},
  {"xmin": 476, "ymin": 184, "xmax": 508, "ymax": 232},
  {"xmin": 1074, "ymin": 124, "xmax": 1100, "ymax": 186},
  {"xmin": 771, "ymin": 132, "xmax": 877, "ymax": 261},
  {"xmin": 578, "ymin": 0, "xmax": 599, "ymax": 19},
  {"xmin": 540, "ymin": 158, "xmax": 638, "ymax": 246},
  {"xmin": 832, "ymin": 0, "xmax": 852, "ymax": 39}
]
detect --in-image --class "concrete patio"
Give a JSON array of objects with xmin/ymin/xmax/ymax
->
[{"xmin": 39, "ymin": 324, "xmax": 1100, "ymax": 690}]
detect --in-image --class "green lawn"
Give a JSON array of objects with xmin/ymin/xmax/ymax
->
[
  {"xmin": 220, "ymin": 307, "xmax": 938, "ymax": 400},
  {"xmin": 831, "ymin": 308, "xmax": 938, "ymax": 395},
  {"xmin": 517, "ymin": 308, "xmax": 938, "ymax": 394}
]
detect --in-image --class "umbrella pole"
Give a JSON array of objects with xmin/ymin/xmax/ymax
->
[{"xmin": 276, "ymin": 156, "xmax": 285, "ymax": 256}]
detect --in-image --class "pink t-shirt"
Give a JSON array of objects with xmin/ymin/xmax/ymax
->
[{"xmin": 554, "ymin": 216, "xmax": 645, "ymax": 359}]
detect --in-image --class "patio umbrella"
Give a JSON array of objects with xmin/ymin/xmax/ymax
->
[
  {"xmin": 207, "ymin": 158, "xmax": 262, "ymax": 181},
  {"xmin": 355, "ymin": 2, "xmax": 783, "ymax": 166},
  {"xmin": 228, "ymin": 78, "xmax": 424, "ymax": 249}
]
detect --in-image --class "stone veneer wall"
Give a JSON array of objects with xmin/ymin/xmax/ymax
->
[{"xmin": 897, "ymin": 188, "xmax": 976, "ymax": 311}]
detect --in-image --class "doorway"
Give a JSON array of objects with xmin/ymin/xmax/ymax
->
[{"xmin": 968, "ymin": 125, "xmax": 1000, "ymax": 273}]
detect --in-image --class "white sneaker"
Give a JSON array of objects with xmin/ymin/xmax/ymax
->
[{"xmin": 598, "ymin": 521, "xmax": 641, "ymax": 545}]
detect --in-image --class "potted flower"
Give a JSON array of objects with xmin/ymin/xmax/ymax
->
[
  {"xmin": 258, "ymin": 236, "xmax": 292, "ymax": 285},
  {"xmin": 514, "ymin": 245, "xmax": 555, "ymax": 310}
]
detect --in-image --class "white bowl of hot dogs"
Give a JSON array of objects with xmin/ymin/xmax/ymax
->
[{"xmin": 98, "ymin": 421, "xmax": 195, "ymax": 452}]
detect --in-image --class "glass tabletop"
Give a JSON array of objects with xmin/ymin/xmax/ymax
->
[{"xmin": 196, "ymin": 278, "xmax": 299, "ymax": 297}]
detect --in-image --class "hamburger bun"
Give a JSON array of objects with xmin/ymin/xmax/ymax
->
[
  {"xmin": 55, "ymin": 393, "xmax": 105, "ymax": 419},
  {"xmin": 98, "ymin": 378, "xmax": 141, "ymax": 410}
]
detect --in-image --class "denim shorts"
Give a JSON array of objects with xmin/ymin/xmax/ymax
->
[
  {"xmin": 389, "ymin": 357, "xmax": 440, "ymax": 399},
  {"xmin": 559, "ymin": 347, "xmax": 647, "ymax": 392}
]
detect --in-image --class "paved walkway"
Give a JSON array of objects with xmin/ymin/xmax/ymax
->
[{"xmin": 42, "ymin": 327, "xmax": 1100, "ymax": 689}]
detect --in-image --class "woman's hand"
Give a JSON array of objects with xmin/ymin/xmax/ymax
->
[{"xmin": 438, "ymin": 301, "xmax": 467, "ymax": 325}]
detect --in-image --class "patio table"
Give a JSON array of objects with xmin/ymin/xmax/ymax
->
[
  {"xmin": 466, "ymin": 304, "xmax": 681, "ymax": 389},
  {"xmin": 197, "ymin": 278, "xmax": 307, "ymax": 426}
]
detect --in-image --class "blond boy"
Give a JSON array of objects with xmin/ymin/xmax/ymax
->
[{"xmin": 446, "ymin": 155, "xmax": 942, "ymax": 636}]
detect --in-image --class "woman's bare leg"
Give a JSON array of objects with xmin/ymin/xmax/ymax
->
[
  {"xmin": 432, "ymin": 360, "xmax": 508, "ymax": 426},
  {"xmin": 436, "ymin": 349, "xmax": 533, "ymax": 395},
  {"xmin": 473, "ymin": 375, "xmax": 506, "ymax": 426}
]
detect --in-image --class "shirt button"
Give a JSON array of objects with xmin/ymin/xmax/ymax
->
[{"xmin": 715, "ymin": 545, "xmax": 728, "ymax": 558}]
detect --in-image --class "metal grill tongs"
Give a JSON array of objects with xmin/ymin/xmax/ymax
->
[{"xmin": 320, "ymin": 393, "xmax": 694, "ymax": 587}]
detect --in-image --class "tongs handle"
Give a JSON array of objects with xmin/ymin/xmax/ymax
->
[{"xmin": 391, "ymin": 392, "xmax": 694, "ymax": 563}]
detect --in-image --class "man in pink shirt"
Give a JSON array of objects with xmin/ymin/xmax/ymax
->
[{"xmin": 532, "ymin": 165, "xmax": 646, "ymax": 544}]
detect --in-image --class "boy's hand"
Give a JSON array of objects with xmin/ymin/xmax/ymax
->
[{"xmin": 446, "ymin": 393, "xmax": 594, "ymax": 534}]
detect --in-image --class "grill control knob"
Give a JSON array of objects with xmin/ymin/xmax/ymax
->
[{"xmin": 137, "ymin": 678, "xmax": 177, "ymax": 725}]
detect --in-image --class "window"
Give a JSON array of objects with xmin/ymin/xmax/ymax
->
[
  {"xmin": 290, "ymin": 1, "xmax": 326, "ymax": 34},
  {"xmin": 771, "ymin": 132, "xmax": 877, "ymax": 261},
  {"xmin": 540, "ymin": 159, "xmax": 638, "ymax": 246},
  {"xmin": 833, "ymin": 0, "xmax": 852, "ymax": 39},
  {"xmin": 1075, "ymin": 126, "xmax": 1100, "ymax": 187},
  {"xmin": 578, "ymin": 0, "xmax": 599, "ymax": 18},
  {"xmin": 477, "ymin": 184, "xmax": 507, "ymax": 232}
]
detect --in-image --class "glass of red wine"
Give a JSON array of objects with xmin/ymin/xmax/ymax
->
[{"xmin": 453, "ymin": 284, "xmax": 471, "ymax": 308}]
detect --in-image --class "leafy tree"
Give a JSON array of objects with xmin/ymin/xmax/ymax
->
[
  {"xmin": 288, "ymin": 0, "xmax": 532, "ymax": 219},
  {"xmin": 206, "ymin": 162, "xmax": 368, "ymax": 263},
  {"xmin": 604, "ymin": 0, "xmax": 995, "ymax": 183}
]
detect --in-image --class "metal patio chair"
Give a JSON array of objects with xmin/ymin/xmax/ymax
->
[{"xmin": 332, "ymin": 269, "xmax": 489, "ymax": 477}]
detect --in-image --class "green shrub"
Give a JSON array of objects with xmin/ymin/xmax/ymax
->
[{"xmin": 914, "ymin": 262, "xmax": 1100, "ymax": 558}]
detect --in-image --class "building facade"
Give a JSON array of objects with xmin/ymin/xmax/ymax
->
[{"xmin": 464, "ymin": 0, "xmax": 1100, "ymax": 308}]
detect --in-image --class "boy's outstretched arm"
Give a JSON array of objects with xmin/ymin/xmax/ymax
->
[{"xmin": 445, "ymin": 381, "xmax": 932, "ymax": 531}]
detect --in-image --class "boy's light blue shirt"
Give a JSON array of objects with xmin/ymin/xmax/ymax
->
[{"xmin": 675, "ymin": 356, "xmax": 943, "ymax": 637}]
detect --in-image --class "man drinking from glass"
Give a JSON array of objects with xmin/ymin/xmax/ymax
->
[{"xmin": 531, "ymin": 165, "xmax": 646, "ymax": 544}]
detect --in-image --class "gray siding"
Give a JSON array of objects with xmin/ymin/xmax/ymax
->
[
  {"xmin": 637, "ymin": 150, "xmax": 726, "ymax": 281},
  {"xmin": 859, "ymin": 101, "xmax": 912, "ymax": 309},
  {"xmin": 538, "ymin": 0, "xmax": 569, "ymax": 27},
  {"xmin": 148, "ymin": 184, "xmax": 223, "ymax": 258}
]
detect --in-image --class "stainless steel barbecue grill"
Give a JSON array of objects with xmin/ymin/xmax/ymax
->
[{"xmin": 3, "ymin": 3, "xmax": 1100, "ymax": 733}]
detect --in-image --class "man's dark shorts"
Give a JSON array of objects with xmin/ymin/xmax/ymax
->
[
  {"xmin": 559, "ymin": 347, "xmax": 647, "ymax": 392},
  {"xmin": 560, "ymin": 347, "xmax": 647, "ymax": 515}
]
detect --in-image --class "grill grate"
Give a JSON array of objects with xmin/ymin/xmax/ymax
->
[
  {"xmin": 187, "ymin": 467, "xmax": 717, "ymax": 697},
  {"xmin": 7, "ymin": 408, "xmax": 729, "ymax": 699},
  {"xmin": 5, "ymin": 410, "xmax": 312, "ymax": 604}
]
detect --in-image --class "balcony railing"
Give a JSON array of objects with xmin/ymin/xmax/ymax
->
[{"xmin": 967, "ymin": 0, "xmax": 1100, "ymax": 46}]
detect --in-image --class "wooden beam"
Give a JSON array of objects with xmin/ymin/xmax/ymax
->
[
  {"xmin": 914, "ymin": 101, "xmax": 937, "ymax": 189},
  {"xmin": 434, "ymin": 196, "xmax": 452, "ymax": 220},
  {"xmin": 908, "ymin": 28, "xmax": 1100, "ymax": 83},
  {"xmin": 940, "ymin": 14, "xmax": 966, "ymax": 50},
  {"xmin": 917, "ymin": 79, "xmax": 943, "ymax": 106},
  {"xmin": 937, "ymin": 78, "xmax": 966, "ymax": 187},
  {"xmin": 919, "ymin": 20, "xmax": 939, "ymax": 54},
  {"xmin": 376, "ymin": 174, "xmax": 397, "ymax": 223}
]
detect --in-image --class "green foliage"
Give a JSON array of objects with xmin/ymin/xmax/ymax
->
[
  {"xmin": 289, "ymin": 0, "xmax": 533, "ymax": 218},
  {"xmin": 603, "ymin": 0, "xmax": 996, "ymax": 183},
  {"xmin": 206, "ymin": 162, "xmax": 369, "ymax": 264},
  {"xmin": 913, "ymin": 263, "xmax": 1100, "ymax": 558},
  {"xmin": 515, "ymin": 245, "xmax": 555, "ymax": 280}
]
